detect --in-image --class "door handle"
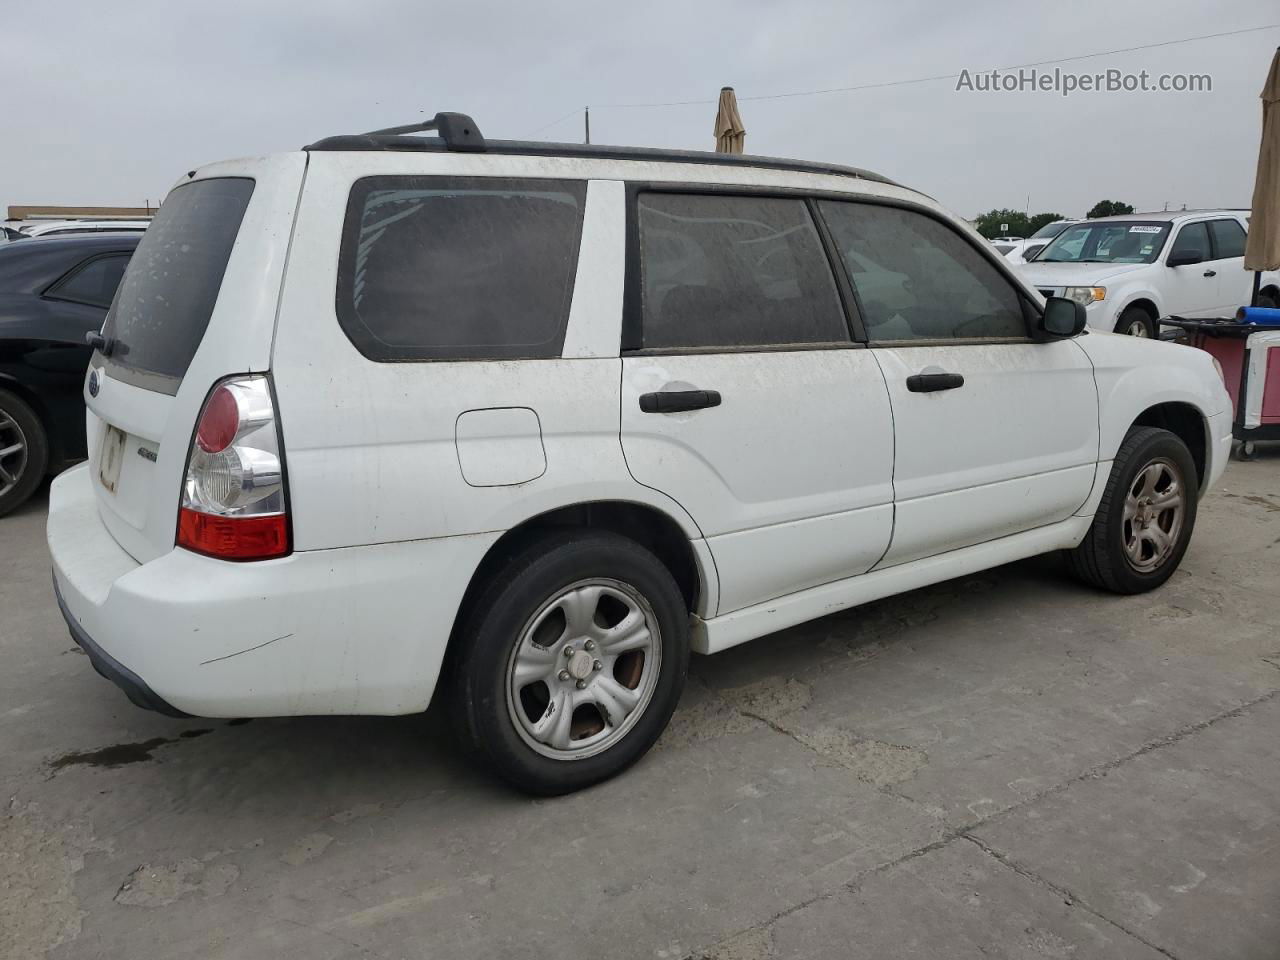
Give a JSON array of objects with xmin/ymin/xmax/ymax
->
[
  {"xmin": 1203, "ymin": 269, "xmax": 1217, "ymax": 277},
  {"xmin": 906, "ymin": 372, "xmax": 964, "ymax": 393},
  {"xmin": 639, "ymin": 389, "xmax": 722, "ymax": 413}
]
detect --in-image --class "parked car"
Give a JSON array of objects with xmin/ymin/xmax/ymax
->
[
  {"xmin": 48, "ymin": 113, "xmax": 1232, "ymax": 795},
  {"xmin": 13, "ymin": 219, "xmax": 150, "ymax": 239},
  {"xmin": 1006, "ymin": 219, "xmax": 1083, "ymax": 265},
  {"xmin": 1020, "ymin": 210, "xmax": 1280, "ymax": 337},
  {"xmin": 0, "ymin": 233, "xmax": 139, "ymax": 515}
]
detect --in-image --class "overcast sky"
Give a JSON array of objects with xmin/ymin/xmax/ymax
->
[{"xmin": 2, "ymin": 0, "xmax": 1276, "ymax": 218}]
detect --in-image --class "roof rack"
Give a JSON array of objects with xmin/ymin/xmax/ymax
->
[
  {"xmin": 303, "ymin": 111, "xmax": 895, "ymax": 186},
  {"xmin": 360, "ymin": 111, "xmax": 486, "ymax": 152}
]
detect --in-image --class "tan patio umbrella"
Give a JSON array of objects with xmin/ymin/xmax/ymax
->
[
  {"xmin": 714, "ymin": 87, "xmax": 746, "ymax": 154},
  {"xmin": 1244, "ymin": 47, "xmax": 1280, "ymax": 302}
]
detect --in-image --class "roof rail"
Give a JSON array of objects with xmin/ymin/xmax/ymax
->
[
  {"xmin": 360, "ymin": 112, "xmax": 485, "ymax": 152},
  {"xmin": 302, "ymin": 111, "xmax": 897, "ymax": 186}
]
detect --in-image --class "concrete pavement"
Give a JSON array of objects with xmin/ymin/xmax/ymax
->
[{"xmin": 2, "ymin": 453, "xmax": 1278, "ymax": 959}]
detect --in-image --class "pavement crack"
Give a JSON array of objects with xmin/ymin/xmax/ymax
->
[
  {"xmin": 686, "ymin": 689, "xmax": 1280, "ymax": 960},
  {"xmin": 951, "ymin": 687, "xmax": 1280, "ymax": 834},
  {"xmin": 963, "ymin": 835, "xmax": 1186, "ymax": 960}
]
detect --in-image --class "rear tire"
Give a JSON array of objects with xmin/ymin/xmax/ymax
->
[
  {"xmin": 0, "ymin": 389, "xmax": 48, "ymax": 518},
  {"xmin": 452, "ymin": 530, "xmax": 689, "ymax": 795},
  {"xmin": 1067, "ymin": 426, "xmax": 1198, "ymax": 594},
  {"xmin": 1115, "ymin": 306, "xmax": 1154, "ymax": 338}
]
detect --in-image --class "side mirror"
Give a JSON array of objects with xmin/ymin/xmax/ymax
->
[
  {"xmin": 1166, "ymin": 248, "xmax": 1204, "ymax": 267},
  {"xmin": 1039, "ymin": 296, "xmax": 1087, "ymax": 338}
]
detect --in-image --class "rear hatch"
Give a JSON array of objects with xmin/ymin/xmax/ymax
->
[{"xmin": 85, "ymin": 154, "xmax": 306, "ymax": 562}]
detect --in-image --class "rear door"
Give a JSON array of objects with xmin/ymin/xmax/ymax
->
[
  {"xmin": 619, "ymin": 190, "xmax": 894, "ymax": 615},
  {"xmin": 85, "ymin": 156, "xmax": 305, "ymax": 562},
  {"xmin": 816, "ymin": 200, "xmax": 1098, "ymax": 567},
  {"xmin": 1206, "ymin": 217, "xmax": 1251, "ymax": 312}
]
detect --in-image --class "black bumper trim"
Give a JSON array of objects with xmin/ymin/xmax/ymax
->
[{"xmin": 53, "ymin": 573, "xmax": 191, "ymax": 718}]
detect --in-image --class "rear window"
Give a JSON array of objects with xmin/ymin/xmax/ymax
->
[
  {"xmin": 336, "ymin": 177, "xmax": 587, "ymax": 361},
  {"xmin": 102, "ymin": 178, "xmax": 254, "ymax": 391}
]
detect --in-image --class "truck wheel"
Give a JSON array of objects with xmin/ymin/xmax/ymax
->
[
  {"xmin": 1115, "ymin": 307, "xmax": 1154, "ymax": 338},
  {"xmin": 1067, "ymin": 427, "xmax": 1198, "ymax": 594},
  {"xmin": 0, "ymin": 389, "xmax": 49, "ymax": 518},
  {"xmin": 452, "ymin": 531, "xmax": 689, "ymax": 795}
]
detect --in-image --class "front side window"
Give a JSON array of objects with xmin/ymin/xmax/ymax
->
[
  {"xmin": 1208, "ymin": 219, "xmax": 1246, "ymax": 260},
  {"xmin": 818, "ymin": 201, "xmax": 1026, "ymax": 342},
  {"xmin": 337, "ymin": 177, "xmax": 586, "ymax": 361},
  {"xmin": 1039, "ymin": 221, "xmax": 1170, "ymax": 264},
  {"xmin": 1169, "ymin": 222, "xmax": 1210, "ymax": 261},
  {"xmin": 46, "ymin": 254, "xmax": 131, "ymax": 308},
  {"xmin": 635, "ymin": 193, "xmax": 847, "ymax": 350}
]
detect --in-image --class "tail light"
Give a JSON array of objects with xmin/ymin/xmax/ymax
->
[{"xmin": 178, "ymin": 375, "xmax": 289, "ymax": 560}]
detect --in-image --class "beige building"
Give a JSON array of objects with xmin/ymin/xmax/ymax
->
[{"xmin": 7, "ymin": 204, "xmax": 154, "ymax": 220}]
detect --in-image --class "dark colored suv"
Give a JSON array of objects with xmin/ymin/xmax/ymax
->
[{"xmin": 0, "ymin": 233, "xmax": 139, "ymax": 515}]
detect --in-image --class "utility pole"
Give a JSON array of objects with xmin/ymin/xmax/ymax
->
[{"xmin": 584, "ymin": 107, "xmax": 590, "ymax": 145}]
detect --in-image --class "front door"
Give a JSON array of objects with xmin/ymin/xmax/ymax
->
[
  {"xmin": 619, "ymin": 191, "xmax": 895, "ymax": 616},
  {"xmin": 1163, "ymin": 220, "xmax": 1221, "ymax": 318},
  {"xmin": 816, "ymin": 199, "xmax": 1099, "ymax": 567}
]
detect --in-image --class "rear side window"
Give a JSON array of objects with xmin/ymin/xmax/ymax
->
[
  {"xmin": 46, "ymin": 254, "xmax": 131, "ymax": 308},
  {"xmin": 635, "ymin": 193, "xmax": 848, "ymax": 350},
  {"xmin": 336, "ymin": 177, "xmax": 587, "ymax": 361},
  {"xmin": 1208, "ymin": 219, "xmax": 1246, "ymax": 259},
  {"xmin": 818, "ymin": 201, "xmax": 1027, "ymax": 342},
  {"xmin": 103, "ymin": 178, "xmax": 254, "ymax": 391}
]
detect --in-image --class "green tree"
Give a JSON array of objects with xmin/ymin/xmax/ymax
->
[
  {"xmin": 974, "ymin": 209, "xmax": 1031, "ymax": 239},
  {"xmin": 1087, "ymin": 200, "xmax": 1135, "ymax": 219}
]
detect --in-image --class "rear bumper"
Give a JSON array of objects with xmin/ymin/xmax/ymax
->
[
  {"xmin": 48, "ymin": 463, "xmax": 499, "ymax": 717},
  {"xmin": 53, "ymin": 575, "xmax": 189, "ymax": 717}
]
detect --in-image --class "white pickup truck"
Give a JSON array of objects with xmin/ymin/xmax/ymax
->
[{"xmin": 1020, "ymin": 210, "xmax": 1280, "ymax": 337}]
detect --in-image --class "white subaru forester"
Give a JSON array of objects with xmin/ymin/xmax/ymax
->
[{"xmin": 48, "ymin": 113, "xmax": 1233, "ymax": 794}]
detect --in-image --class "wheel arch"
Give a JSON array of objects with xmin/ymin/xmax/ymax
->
[
  {"xmin": 440, "ymin": 499, "xmax": 713, "ymax": 691},
  {"xmin": 0, "ymin": 374, "xmax": 62, "ymax": 469},
  {"xmin": 1130, "ymin": 401, "xmax": 1208, "ymax": 491},
  {"xmin": 1117, "ymin": 296, "xmax": 1159, "ymax": 328}
]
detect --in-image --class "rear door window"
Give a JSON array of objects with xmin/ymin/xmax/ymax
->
[
  {"xmin": 1208, "ymin": 219, "xmax": 1247, "ymax": 260},
  {"xmin": 45, "ymin": 253, "xmax": 131, "ymax": 309},
  {"xmin": 818, "ymin": 201, "xmax": 1027, "ymax": 342},
  {"xmin": 102, "ymin": 178, "xmax": 254, "ymax": 391},
  {"xmin": 634, "ymin": 193, "xmax": 848, "ymax": 350},
  {"xmin": 336, "ymin": 177, "xmax": 587, "ymax": 361}
]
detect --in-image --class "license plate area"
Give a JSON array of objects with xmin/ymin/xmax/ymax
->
[{"xmin": 99, "ymin": 424, "xmax": 127, "ymax": 494}]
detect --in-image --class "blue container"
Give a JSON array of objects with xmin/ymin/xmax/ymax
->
[{"xmin": 1235, "ymin": 306, "xmax": 1280, "ymax": 326}]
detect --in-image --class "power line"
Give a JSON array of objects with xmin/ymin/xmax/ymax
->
[{"xmin": 527, "ymin": 21, "xmax": 1279, "ymax": 132}]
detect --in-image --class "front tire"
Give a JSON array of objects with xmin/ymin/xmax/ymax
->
[
  {"xmin": 452, "ymin": 531, "xmax": 689, "ymax": 795},
  {"xmin": 1115, "ymin": 306, "xmax": 1154, "ymax": 338},
  {"xmin": 1067, "ymin": 426, "xmax": 1198, "ymax": 594},
  {"xmin": 0, "ymin": 389, "xmax": 49, "ymax": 518}
]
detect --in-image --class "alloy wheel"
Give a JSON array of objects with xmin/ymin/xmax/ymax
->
[
  {"xmin": 505, "ymin": 578, "xmax": 662, "ymax": 760},
  {"xmin": 1122, "ymin": 457, "xmax": 1185, "ymax": 573},
  {"xmin": 0, "ymin": 409, "xmax": 28, "ymax": 498}
]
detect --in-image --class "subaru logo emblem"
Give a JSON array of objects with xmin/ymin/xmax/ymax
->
[{"xmin": 88, "ymin": 370, "xmax": 100, "ymax": 398}]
